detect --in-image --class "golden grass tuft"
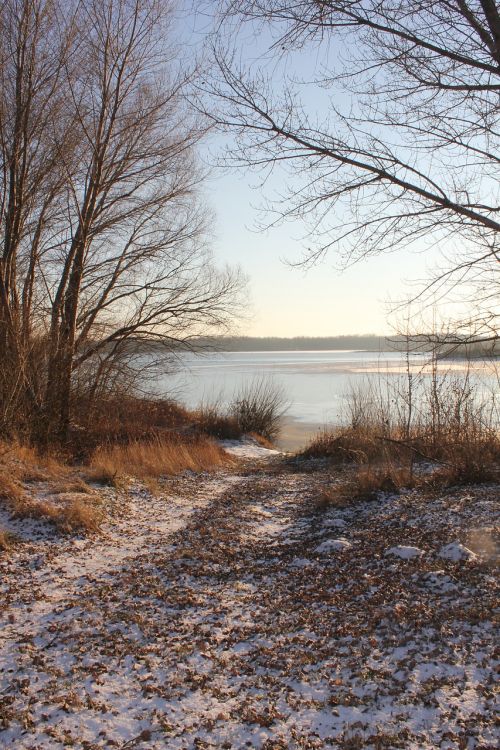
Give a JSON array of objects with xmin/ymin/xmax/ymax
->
[
  {"xmin": 0, "ymin": 471, "xmax": 25, "ymax": 505},
  {"xmin": 0, "ymin": 440, "xmax": 69, "ymax": 483},
  {"xmin": 1, "ymin": 444, "xmax": 102, "ymax": 534},
  {"xmin": 10, "ymin": 493, "xmax": 102, "ymax": 533},
  {"xmin": 88, "ymin": 436, "xmax": 231, "ymax": 481},
  {"xmin": 0, "ymin": 528, "xmax": 14, "ymax": 551},
  {"xmin": 53, "ymin": 495, "xmax": 103, "ymax": 533},
  {"xmin": 50, "ymin": 478, "xmax": 93, "ymax": 495}
]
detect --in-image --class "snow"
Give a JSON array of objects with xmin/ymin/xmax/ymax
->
[
  {"xmin": 438, "ymin": 541, "xmax": 478, "ymax": 561},
  {"xmin": 0, "ymin": 462, "xmax": 498, "ymax": 749},
  {"xmin": 220, "ymin": 437, "xmax": 281, "ymax": 459},
  {"xmin": 386, "ymin": 545, "xmax": 425, "ymax": 559},
  {"xmin": 314, "ymin": 538, "xmax": 352, "ymax": 553}
]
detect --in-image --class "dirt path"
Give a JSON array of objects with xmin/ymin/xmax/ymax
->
[{"xmin": 0, "ymin": 459, "xmax": 498, "ymax": 749}]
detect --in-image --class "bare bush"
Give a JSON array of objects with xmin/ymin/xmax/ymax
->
[
  {"xmin": 196, "ymin": 399, "xmax": 242, "ymax": 440},
  {"xmin": 229, "ymin": 377, "xmax": 287, "ymax": 441}
]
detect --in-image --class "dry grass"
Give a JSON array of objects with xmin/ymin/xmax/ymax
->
[
  {"xmin": 301, "ymin": 378, "xmax": 500, "ymax": 489},
  {"xmin": 301, "ymin": 357, "xmax": 500, "ymax": 490},
  {"xmin": 305, "ymin": 423, "xmax": 500, "ymax": 488},
  {"xmin": 54, "ymin": 495, "xmax": 103, "ymax": 533},
  {"xmin": 68, "ymin": 395, "xmax": 195, "ymax": 459},
  {"xmin": 195, "ymin": 403, "xmax": 242, "ymax": 440},
  {"xmin": 50, "ymin": 478, "xmax": 93, "ymax": 495},
  {"xmin": 9, "ymin": 493, "xmax": 103, "ymax": 533},
  {"xmin": 0, "ymin": 470, "xmax": 25, "ymax": 505},
  {"xmin": 0, "ymin": 528, "xmax": 14, "ymax": 551},
  {"xmin": 0, "ymin": 440, "xmax": 69, "ymax": 483},
  {"xmin": 88, "ymin": 436, "xmax": 231, "ymax": 481},
  {"xmin": 315, "ymin": 465, "xmax": 417, "ymax": 511},
  {"xmin": 302, "ymin": 426, "xmax": 387, "ymax": 465},
  {"xmin": 0, "ymin": 441, "xmax": 102, "ymax": 534}
]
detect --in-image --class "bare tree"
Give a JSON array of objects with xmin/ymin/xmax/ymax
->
[
  {"xmin": 0, "ymin": 0, "xmax": 77, "ymax": 432},
  {"xmin": 0, "ymin": 0, "xmax": 244, "ymax": 443},
  {"xmin": 202, "ymin": 1, "xmax": 500, "ymax": 338}
]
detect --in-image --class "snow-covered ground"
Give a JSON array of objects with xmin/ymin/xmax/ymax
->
[{"xmin": 0, "ymin": 457, "xmax": 498, "ymax": 749}]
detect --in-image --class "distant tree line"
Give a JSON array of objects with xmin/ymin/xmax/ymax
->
[
  {"xmin": 173, "ymin": 335, "xmax": 390, "ymax": 352},
  {"xmin": 167, "ymin": 335, "xmax": 500, "ymax": 356}
]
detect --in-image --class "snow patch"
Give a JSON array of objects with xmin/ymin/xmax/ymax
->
[
  {"xmin": 438, "ymin": 542, "xmax": 478, "ymax": 561},
  {"xmin": 220, "ymin": 437, "xmax": 280, "ymax": 459},
  {"xmin": 386, "ymin": 545, "xmax": 424, "ymax": 560},
  {"xmin": 323, "ymin": 518, "xmax": 347, "ymax": 529},
  {"xmin": 315, "ymin": 538, "xmax": 351, "ymax": 554}
]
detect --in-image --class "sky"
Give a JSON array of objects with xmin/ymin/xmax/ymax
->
[
  {"xmin": 201, "ymin": 169, "xmax": 432, "ymax": 337},
  {"xmin": 177, "ymin": 2, "xmax": 463, "ymax": 339}
]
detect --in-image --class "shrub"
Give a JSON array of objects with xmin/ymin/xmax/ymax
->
[
  {"xmin": 68, "ymin": 395, "xmax": 194, "ymax": 459},
  {"xmin": 300, "ymin": 359, "xmax": 500, "ymax": 487},
  {"xmin": 196, "ymin": 401, "xmax": 242, "ymax": 440},
  {"xmin": 302, "ymin": 426, "xmax": 386, "ymax": 464},
  {"xmin": 229, "ymin": 378, "xmax": 287, "ymax": 441}
]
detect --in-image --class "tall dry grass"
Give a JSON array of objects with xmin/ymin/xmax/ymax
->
[
  {"xmin": 302, "ymin": 355, "xmax": 500, "ymax": 488},
  {"xmin": 0, "ymin": 528, "xmax": 14, "ymax": 551},
  {"xmin": 88, "ymin": 436, "xmax": 231, "ymax": 482}
]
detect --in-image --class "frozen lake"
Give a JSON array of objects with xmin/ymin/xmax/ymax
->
[
  {"xmin": 160, "ymin": 350, "xmax": 420, "ymax": 424},
  {"xmin": 151, "ymin": 349, "xmax": 498, "ymax": 448}
]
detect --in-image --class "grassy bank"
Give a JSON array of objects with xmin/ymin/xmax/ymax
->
[
  {"xmin": 299, "ymin": 366, "xmax": 500, "ymax": 505},
  {"xmin": 0, "ymin": 380, "xmax": 286, "ymax": 544}
]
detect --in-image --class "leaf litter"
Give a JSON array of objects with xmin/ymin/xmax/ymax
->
[{"xmin": 0, "ymin": 455, "xmax": 498, "ymax": 749}]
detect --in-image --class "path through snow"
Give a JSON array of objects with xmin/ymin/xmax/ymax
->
[{"xmin": 0, "ymin": 459, "xmax": 498, "ymax": 749}]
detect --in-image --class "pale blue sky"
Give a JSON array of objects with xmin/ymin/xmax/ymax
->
[
  {"xmin": 178, "ymin": 2, "xmax": 463, "ymax": 338},
  {"xmin": 201, "ymin": 168, "xmax": 434, "ymax": 337}
]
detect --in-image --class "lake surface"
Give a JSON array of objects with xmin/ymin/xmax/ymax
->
[{"xmin": 155, "ymin": 350, "xmax": 499, "ymax": 449}]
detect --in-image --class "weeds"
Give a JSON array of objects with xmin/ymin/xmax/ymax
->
[{"xmin": 302, "ymin": 355, "xmax": 500, "ymax": 488}]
